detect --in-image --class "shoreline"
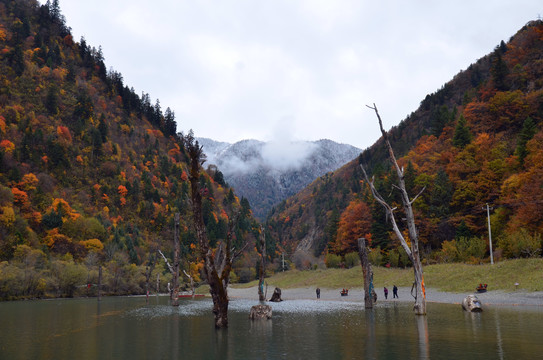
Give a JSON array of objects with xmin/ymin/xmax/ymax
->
[{"xmin": 228, "ymin": 286, "xmax": 543, "ymax": 307}]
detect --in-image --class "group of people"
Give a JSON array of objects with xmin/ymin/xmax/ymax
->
[
  {"xmin": 314, "ymin": 285, "xmax": 399, "ymax": 300},
  {"xmin": 383, "ymin": 285, "xmax": 398, "ymax": 299}
]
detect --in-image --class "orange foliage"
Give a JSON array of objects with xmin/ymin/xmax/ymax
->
[
  {"xmin": 11, "ymin": 187, "xmax": 29, "ymax": 207},
  {"xmin": 333, "ymin": 199, "xmax": 372, "ymax": 255},
  {"xmin": 51, "ymin": 198, "xmax": 80, "ymax": 221},
  {"xmin": 118, "ymin": 185, "xmax": 128, "ymax": 197},
  {"xmin": 146, "ymin": 128, "xmax": 164, "ymax": 138},
  {"xmin": 56, "ymin": 126, "xmax": 72, "ymax": 143},
  {"xmin": 0, "ymin": 139, "xmax": 15, "ymax": 153},
  {"xmin": 0, "ymin": 115, "xmax": 5, "ymax": 133}
]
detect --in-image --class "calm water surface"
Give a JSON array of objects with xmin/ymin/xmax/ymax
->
[{"xmin": 1, "ymin": 295, "xmax": 542, "ymax": 359}]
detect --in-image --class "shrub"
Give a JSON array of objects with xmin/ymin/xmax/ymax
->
[
  {"xmin": 238, "ymin": 267, "xmax": 256, "ymax": 283},
  {"xmin": 368, "ymin": 246, "xmax": 383, "ymax": 266},
  {"xmin": 325, "ymin": 253, "xmax": 342, "ymax": 268},
  {"xmin": 388, "ymin": 248, "xmax": 400, "ymax": 267},
  {"xmin": 344, "ymin": 252, "xmax": 360, "ymax": 268},
  {"xmin": 497, "ymin": 229, "xmax": 541, "ymax": 258},
  {"xmin": 438, "ymin": 237, "xmax": 487, "ymax": 263}
]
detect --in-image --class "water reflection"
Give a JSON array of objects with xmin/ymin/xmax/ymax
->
[
  {"xmin": 494, "ymin": 310, "xmax": 504, "ymax": 360},
  {"xmin": 1, "ymin": 297, "xmax": 543, "ymax": 359},
  {"xmin": 416, "ymin": 315, "xmax": 429, "ymax": 360},
  {"xmin": 365, "ymin": 309, "xmax": 376, "ymax": 359}
]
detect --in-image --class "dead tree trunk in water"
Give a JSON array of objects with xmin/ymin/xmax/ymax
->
[
  {"xmin": 172, "ymin": 213, "xmax": 180, "ymax": 306},
  {"xmin": 361, "ymin": 104, "xmax": 427, "ymax": 315},
  {"xmin": 184, "ymin": 131, "xmax": 245, "ymax": 328},
  {"xmin": 358, "ymin": 238, "xmax": 374, "ymax": 309},
  {"xmin": 97, "ymin": 265, "xmax": 102, "ymax": 301},
  {"xmin": 258, "ymin": 225, "xmax": 266, "ymax": 301}
]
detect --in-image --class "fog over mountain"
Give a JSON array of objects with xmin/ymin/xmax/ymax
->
[{"xmin": 198, "ymin": 138, "xmax": 361, "ymax": 219}]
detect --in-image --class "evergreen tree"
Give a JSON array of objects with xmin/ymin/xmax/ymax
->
[
  {"xmin": 98, "ymin": 114, "xmax": 108, "ymax": 143},
  {"xmin": 452, "ymin": 115, "xmax": 472, "ymax": 148},
  {"xmin": 455, "ymin": 220, "xmax": 471, "ymax": 240},
  {"xmin": 429, "ymin": 169, "xmax": 453, "ymax": 218},
  {"xmin": 430, "ymin": 105, "xmax": 452, "ymax": 137},
  {"xmin": 491, "ymin": 51, "xmax": 509, "ymax": 91},
  {"xmin": 515, "ymin": 116, "xmax": 536, "ymax": 166}
]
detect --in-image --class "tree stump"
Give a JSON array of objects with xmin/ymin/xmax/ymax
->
[
  {"xmin": 250, "ymin": 305, "xmax": 272, "ymax": 320},
  {"xmin": 269, "ymin": 287, "xmax": 282, "ymax": 302},
  {"xmin": 462, "ymin": 295, "xmax": 483, "ymax": 312}
]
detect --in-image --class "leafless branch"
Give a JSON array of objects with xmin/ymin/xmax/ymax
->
[{"xmin": 158, "ymin": 249, "xmax": 174, "ymax": 275}]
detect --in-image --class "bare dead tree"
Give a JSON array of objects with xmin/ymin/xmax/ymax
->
[
  {"xmin": 145, "ymin": 252, "xmax": 156, "ymax": 304},
  {"xmin": 158, "ymin": 248, "xmax": 177, "ymax": 300},
  {"xmin": 182, "ymin": 269, "xmax": 195, "ymax": 297},
  {"xmin": 358, "ymin": 238, "xmax": 375, "ymax": 309},
  {"xmin": 258, "ymin": 225, "xmax": 266, "ymax": 301},
  {"xmin": 170, "ymin": 213, "xmax": 181, "ymax": 305},
  {"xmin": 361, "ymin": 104, "xmax": 427, "ymax": 315},
  {"xmin": 183, "ymin": 131, "xmax": 246, "ymax": 328}
]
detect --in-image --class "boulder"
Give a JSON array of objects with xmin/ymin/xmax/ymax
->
[
  {"xmin": 462, "ymin": 295, "xmax": 483, "ymax": 312},
  {"xmin": 250, "ymin": 305, "xmax": 272, "ymax": 320},
  {"xmin": 269, "ymin": 287, "xmax": 282, "ymax": 302}
]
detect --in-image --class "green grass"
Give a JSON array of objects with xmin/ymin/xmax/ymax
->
[{"xmin": 232, "ymin": 258, "xmax": 543, "ymax": 293}]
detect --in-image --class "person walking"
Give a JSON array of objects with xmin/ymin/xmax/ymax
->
[
  {"xmin": 393, "ymin": 285, "xmax": 398, "ymax": 298},
  {"xmin": 316, "ymin": 287, "xmax": 320, "ymax": 299},
  {"xmin": 384, "ymin": 287, "xmax": 388, "ymax": 299}
]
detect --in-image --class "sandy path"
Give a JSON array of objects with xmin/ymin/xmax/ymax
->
[{"xmin": 228, "ymin": 286, "xmax": 543, "ymax": 306}]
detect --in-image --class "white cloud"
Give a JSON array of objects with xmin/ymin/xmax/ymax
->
[{"xmin": 42, "ymin": 0, "xmax": 543, "ymax": 149}]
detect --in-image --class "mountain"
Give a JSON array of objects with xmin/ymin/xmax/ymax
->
[
  {"xmin": 266, "ymin": 20, "xmax": 543, "ymax": 266},
  {"xmin": 0, "ymin": 0, "xmax": 260, "ymax": 299},
  {"xmin": 198, "ymin": 137, "xmax": 361, "ymax": 219}
]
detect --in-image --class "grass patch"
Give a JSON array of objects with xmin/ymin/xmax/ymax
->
[{"xmin": 230, "ymin": 258, "xmax": 543, "ymax": 293}]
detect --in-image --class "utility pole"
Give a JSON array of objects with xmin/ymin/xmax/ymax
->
[{"xmin": 484, "ymin": 203, "xmax": 494, "ymax": 265}]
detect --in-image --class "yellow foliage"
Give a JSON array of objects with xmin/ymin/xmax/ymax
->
[
  {"xmin": 20, "ymin": 173, "xmax": 39, "ymax": 191},
  {"xmin": 81, "ymin": 238, "xmax": 104, "ymax": 252},
  {"xmin": 0, "ymin": 206, "xmax": 16, "ymax": 228}
]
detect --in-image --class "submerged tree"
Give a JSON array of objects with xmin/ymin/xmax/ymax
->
[
  {"xmin": 258, "ymin": 225, "xmax": 266, "ymax": 301},
  {"xmin": 360, "ymin": 104, "xmax": 427, "ymax": 315},
  {"xmin": 182, "ymin": 130, "xmax": 242, "ymax": 328}
]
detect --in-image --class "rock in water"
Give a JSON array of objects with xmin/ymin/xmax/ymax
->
[
  {"xmin": 462, "ymin": 295, "xmax": 483, "ymax": 312},
  {"xmin": 250, "ymin": 305, "xmax": 272, "ymax": 320},
  {"xmin": 269, "ymin": 287, "xmax": 282, "ymax": 302}
]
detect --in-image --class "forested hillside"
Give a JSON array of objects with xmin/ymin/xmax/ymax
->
[
  {"xmin": 0, "ymin": 0, "xmax": 264, "ymax": 299},
  {"xmin": 267, "ymin": 20, "xmax": 543, "ymax": 268}
]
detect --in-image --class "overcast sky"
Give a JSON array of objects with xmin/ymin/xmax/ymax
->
[{"xmin": 44, "ymin": 1, "xmax": 541, "ymax": 149}]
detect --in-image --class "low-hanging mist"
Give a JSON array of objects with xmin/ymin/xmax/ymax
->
[{"xmin": 198, "ymin": 138, "xmax": 361, "ymax": 219}]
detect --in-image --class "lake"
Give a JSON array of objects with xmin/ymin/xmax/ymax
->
[{"xmin": 1, "ymin": 295, "xmax": 542, "ymax": 359}]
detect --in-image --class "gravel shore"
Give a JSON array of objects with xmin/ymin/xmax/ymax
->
[{"xmin": 228, "ymin": 286, "xmax": 543, "ymax": 306}]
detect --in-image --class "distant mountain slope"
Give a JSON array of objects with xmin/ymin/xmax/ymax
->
[
  {"xmin": 198, "ymin": 138, "xmax": 361, "ymax": 219},
  {"xmin": 266, "ymin": 20, "xmax": 543, "ymax": 263}
]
